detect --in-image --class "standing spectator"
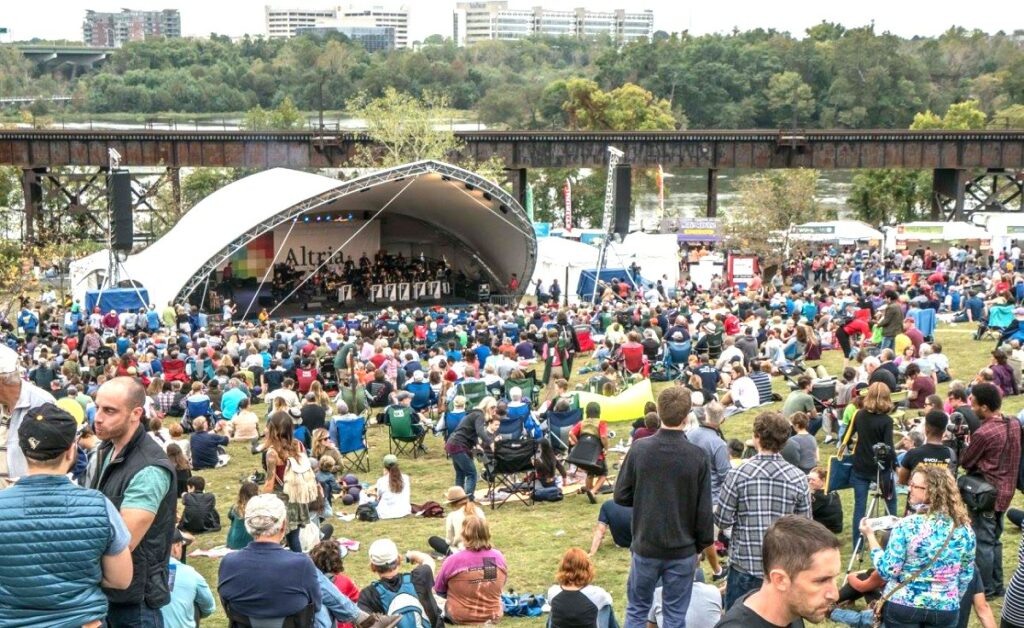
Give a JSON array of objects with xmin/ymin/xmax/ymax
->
[
  {"xmin": 859, "ymin": 465, "xmax": 976, "ymax": 626},
  {"xmin": 0, "ymin": 344, "xmax": 56, "ymax": 482},
  {"xmin": 86, "ymin": 376, "xmax": 176, "ymax": 627},
  {"xmin": 848, "ymin": 382, "xmax": 898, "ymax": 549},
  {"xmin": 716, "ymin": 411, "xmax": 811, "ymax": 609},
  {"xmin": 877, "ymin": 290, "xmax": 904, "ymax": 351},
  {"xmin": 685, "ymin": 400, "xmax": 731, "ymax": 580},
  {"xmin": 161, "ymin": 529, "xmax": 215, "ymax": 627},
  {"xmin": 547, "ymin": 548, "xmax": 615, "ymax": 628},
  {"xmin": 716, "ymin": 516, "xmax": 840, "ymax": 627},
  {"xmin": 959, "ymin": 382, "xmax": 1021, "ymax": 599},
  {"xmin": 0, "ymin": 403, "xmax": 132, "ymax": 625},
  {"xmin": 569, "ymin": 402, "xmax": 610, "ymax": 498},
  {"xmin": 614, "ymin": 387, "xmax": 713, "ymax": 628}
]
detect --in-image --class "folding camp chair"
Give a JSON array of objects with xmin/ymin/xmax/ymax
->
[
  {"xmin": 566, "ymin": 433, "xmax": 605, "ymax": 477},
  {"xmin": 333, "ymin": 416, "xmax": 370, "ymax": 473},
  {"xmin": 546, "ymin": 407, "xmax": 583, "ymax": 452},
  {"xmin": 404, "ymin": 381, "xmax": 434, "ymax": 412},
  {"xmin": 575, "ymin": 325, "xmax": 595, "ymax": 352},
  {"xmin": 504, "ymin": 372, "xmax": 539, "ymax": 408},
  {"xmin": 664, "ymin": 340, "xmax": 692, "ymax": 380},
  {"xmin": 617, "ymin": 344, "xmax": 648, "ymax": 378},
  {"xmin": 482, "ymin": 439, "xmax": 536, "ymax": 509},
  {"xmin": 456, "ymin": 380, "xmax": 488, "ymax": 408},
  {"xmin": 386, "ymin": 406, "xmax": 425, "ymax": 457},
  {"xmin": 498, "ymin": 404, "xmax": 530, "ymax": 440},
  {"xmin": 980, "ymin": 304, "xmax": 1014, "ymax": 341},
  {"xmin": 442, "ymin": 410, "xmax": 466, "ymax": 440}
]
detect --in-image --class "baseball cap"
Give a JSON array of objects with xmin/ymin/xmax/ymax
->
[
  {"xmin": 395, "ymin": 391, "xmax": 413, "ymax": 402},
  {"xmin": 412, "ymin": 370, "xmax": 424, "ymax": 382},
  {"xmin": 369, "ymin": 539, "xmax": 400, "ymax": 566},
  {"xmin": 18, "ymin": 403, "xmax": 77, "ymax": 461},
  {"xmin": 382, "ymin": 454, "xmax": 399, "ymax": 468}
]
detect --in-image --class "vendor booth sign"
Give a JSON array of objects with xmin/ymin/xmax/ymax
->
[
  {"xmin": 665, "ymin": 218, "xmax": 720, "ymax": 242},
  {"xmin": 792, "ymin": 225, "xmax": 835, "ymax": 235}
]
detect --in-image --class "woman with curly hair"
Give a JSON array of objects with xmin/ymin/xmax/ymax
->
[
  {"xmin": 859, "ymin": 465, "xmax": 976, "ymax": 628},
  {"xmin": 547, "ymin": 547, "xmax": 613, "ymax": 628}
]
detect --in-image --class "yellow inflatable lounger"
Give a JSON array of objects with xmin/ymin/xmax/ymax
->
[{"xmin": 575, "ymin": 379, "xmax": 655, "ymax": 423}]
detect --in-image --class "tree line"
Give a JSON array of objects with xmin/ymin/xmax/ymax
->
[{"xmin": 4, "ymin": 23, "xmax": 1023, "ymax": 129}]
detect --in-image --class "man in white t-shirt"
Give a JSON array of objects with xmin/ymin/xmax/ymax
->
[{"xmin": 723, "ymin": 364, "xmax": 759, "ymax": 417}]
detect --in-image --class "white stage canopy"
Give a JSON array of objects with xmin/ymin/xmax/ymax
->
[{"xmin": 71, "ymin": 161, "xmax": 536, "ymax": 309}]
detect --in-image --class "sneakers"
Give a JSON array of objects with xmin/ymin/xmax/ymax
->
[
  {"xmin": 712, "ymin": 568, "xmax": 727, "ymax": 582},
  {"xmin": 358, "ymin": 614, "xmax": 402, "ymax": 628},
  {"xmin": 823, "ymin": 435, "xmax": 836, "ymax": 445},
  {"xmin": 583, "ymin": 488, "xmax": 597, "ymax": 504}
]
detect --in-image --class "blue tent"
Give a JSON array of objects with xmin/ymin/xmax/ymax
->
[
  {"xmin": 85, "ymin": 288, "xmax": 149, "ymax": 314},
  {"xmin": 576, "ymin": 268, "xmax": 643, "ymax": 301}
]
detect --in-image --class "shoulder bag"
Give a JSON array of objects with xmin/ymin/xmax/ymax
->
[
  {"xmin": 872, "ymin": 521, "xmax": 957, "ymax": 628},
  {"xmin": 957, "ymin": 417, "xmax": 1010, "ymax": 513}
]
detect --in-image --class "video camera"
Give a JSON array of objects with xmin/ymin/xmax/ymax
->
[{"xmin": 872, "ymin": 442, "xmax": 893, "ymax": 462}]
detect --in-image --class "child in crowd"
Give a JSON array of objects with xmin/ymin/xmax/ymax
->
[
  {"xmin": 226, "ymin": 482, "xmax": 259, "ymax": 550},
  {"xmin": 316, "ymin": 455, "xmax": 343, "ymax": 518},
  {"xmin": 309, "ymin": 540, "xmax": 360, "ymax": 628},
  {"xmin": 180, "ymin": 476, "xmax": 221, "ymax": 534},
  {"xmin": 727, "ymin": 438, "xmax": 745, "ymax": 466},
  {"xmin": 168, "ymin": 421, "xmax": 191, "ymax": 463}
]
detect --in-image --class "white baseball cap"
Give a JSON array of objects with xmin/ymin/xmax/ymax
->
[
  {"xmin": 368, "ymin": 538, "xmax": 400, "ymax": 566},
  {"xmin": 0, "ymin": 345, "xmax": 19, "ymax": 374}
]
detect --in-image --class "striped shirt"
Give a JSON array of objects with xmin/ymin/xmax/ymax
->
[
  {"xmin": 750, "ymin": 371, "xmax": 774, "ymax": 405},
  {"xmin": 714, "ymin": 453, "xmax": 811, "ymax": 577},
  {"xmin": 1004, "ymin": 538, "xmax": 1024, "ymax": 625}
]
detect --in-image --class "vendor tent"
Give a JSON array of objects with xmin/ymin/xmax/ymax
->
[
  {"xmin": 526, "ymin": 237, "xmax": 597, "ymax": 299},
  {"xmin": 886, "ymin": 221, "xmax": 991, "ymax": 252},
  {"xmin": 606, "ymin": 233, "xmax": 680, "ymax": 288},
  {"xmin": 789, "ymin": 220, "xmax": 883, "ymax": 244}
]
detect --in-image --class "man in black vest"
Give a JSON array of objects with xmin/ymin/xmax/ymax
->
[{"xmin": 87, "ymin": 376, "xmax": 176, "ymax": 627}]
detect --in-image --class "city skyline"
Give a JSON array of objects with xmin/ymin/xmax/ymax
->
[{"xmin": 0, "ymin": 0, "xmax": 1018, "ymax": 45}]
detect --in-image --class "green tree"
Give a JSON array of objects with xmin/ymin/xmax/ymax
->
[
  {"xmin": 270, "ymin": 96, "xmax": 304, "ymax": 129},
  {"xmin": 847, "ymin": 169, "xmax": 931, "ymax": 225},
  {"xmin": 989, "ymin": 104, "xmax": 1024, "ymax": 129},
  {"xmin": 347, "ymin": 88, "xmax": 464, "ymax": 168},
  {"xmin": 561, "ymin": 79, "xmax": 675, "ymax": 130},
  {"xmin": 910, "ymin": 100, "xmax": 986, "ymax": 130},
  {"xmin": 180, "ymin": 169, "xmax": 239, "ymax": 212},
  {"xmin": 721, "ymin": 169, "xmax": 828, "ymax": 270},
  {"xmin": 242, "ymin": 105, "xmax": 271, "ymax": 130},
  {"xmin": 764, "ymin": 71, "xmax": 815, "ymax": 127}
]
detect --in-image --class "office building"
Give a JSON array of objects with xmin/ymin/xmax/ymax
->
[
  {"xmin": 453, "ymin": 2, "xmax": 653, "ymax": 46},
  {"xmin": 265, "ymin": 4, "xmax": 409, "ymax": 47},
  {"xmin": 295, "ymin": 25, "xmax": 396, "ymax": 51},
  {"xmin": 82, "ymin": 9, "xmax": 181, "ymax": 47},
  {"xmin": 265, "ymin": 6, "xmax": 338, "ymax": 40}
]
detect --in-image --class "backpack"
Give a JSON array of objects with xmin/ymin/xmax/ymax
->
[
  {"xmin": 372, "ymin": 574, "xmax": 431, "ymax": 628},
  {"xmin": 281, "ymin": 451, "xmax": 320, "ymax": 505},
  {"xmin": 356, "ymin": 503, "xmax": 379, "ymax": 522},
  {"xmin": 412, "ymin": 501, "xmax": 444, "ymax": 518}
]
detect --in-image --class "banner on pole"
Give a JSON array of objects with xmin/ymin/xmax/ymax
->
[{"xmin": 563, "ymin": 179, "xmax": 572, "ymax": 232}]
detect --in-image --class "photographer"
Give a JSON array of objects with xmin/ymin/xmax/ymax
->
[
  {"xmin": 959, "ymin": 382, "xmax": 1022, "ymax": 599},
  {"xmin": 847, "ymin": 382, "xmax": 898, "ymax": 549},
  {"xmin": 946, "ymin": 386, "xmax": 980, "ymax": 434},
  {"xmin": 859, "ymin": 465, "xmax": 976, "ymax": 627},
  {"xmin": 898, "ymin": 411, "xmax": 955, "ymax": 486}
]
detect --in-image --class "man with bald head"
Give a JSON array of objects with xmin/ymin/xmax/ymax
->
[{"xmin": 85, "ymin": 376, "xmax": 176, "ymax": 627}]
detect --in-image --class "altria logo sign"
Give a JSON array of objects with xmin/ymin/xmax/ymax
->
[{"xmin": 284, "ymin": 246, "xmax": 342, "ymax": 268}]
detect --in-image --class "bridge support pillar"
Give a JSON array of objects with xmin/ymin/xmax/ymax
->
[
  {"xmin": 706, "ymin": 169, "xmax": 718, "ymax": 218},
  {"xmin": 508, "ymin": 168, "xmax": 528, "ymax": 212},
  {"xmin": 21, "ymin": 167, "xmax": 46, "ymax": 244},
  {"xmin": 931, "ymin": 168, "xmax": 966, "ymax": 221},
  {"xmin": 168, "ymin": 167, "xmax": 181, "ymax": 210}
]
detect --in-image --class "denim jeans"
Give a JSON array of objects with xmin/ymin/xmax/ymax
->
[
  {"xmin": 830, "ymin": 607, "xmax": 874, "ymax": 627},
  {"xmin": 882, "ymin": 601, "xmax": 958, "ymax": 627},
  {"xmin": 724, "ymin": 566, "xmax": 763, "ymax": 610},
  {"xmin": 107, "ymin": 602, "xmax": 165, "ymax": 628},
  {"xmin": 850, "ymin": 470, "xmax": 898, "ymax": 549},
  {"xmin": 880, "ymin": 336, "xmax": 895, "ymax": 351},
  {"xmin": 972, "ymin": 510, "xmax": 1005, "ymax": 596},
  {"xmin": 450, "ymin": 451, "xmax": 478, "ymax": 498},
  {"xmin": 625, "ymin": 552, "xmax": 697, "ymax": 628},
  {"xmin": 808, "ymin": 416, "xmax": 823, "ymax": 436}
]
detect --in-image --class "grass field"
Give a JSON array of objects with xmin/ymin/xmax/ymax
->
[{"xmin": 182, "ymin": 322, "xmax": 1023, "ymax": 627}]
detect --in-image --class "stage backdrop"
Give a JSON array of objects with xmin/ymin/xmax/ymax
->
[{"xmin": 227, "ymin": 219, "xmax": 382, "ymax": 279}]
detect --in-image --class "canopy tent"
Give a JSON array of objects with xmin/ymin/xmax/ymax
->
[
  {"xmin": 576, "ymin": 268, "xmax": 633, "ymax": 301},
  {"xmin": 85, "ymin": 288, "xmax": 149, "ymax": 314},
  {"xmin": 526, "ymin": 236, "xmax": 598, "ymax": 299},
  {"xmin": 972, "ymin": 213, "xmax": 1024, "ymax": 254},
  {"xmin": 70, "ymin": 161, "xmax": 536, "ymax": 309},
  {"xmin": 789, "ymin": 220, "xmax": 883, "ymax": 244},
  {"xmin": 886, "ymin": 221, "xmax": 991, "ymax": 253},
  {"xmin": 606, "ymin": 233, "xmax": 680, "ymax": 288}
]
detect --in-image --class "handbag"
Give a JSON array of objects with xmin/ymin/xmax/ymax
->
[
  {"xmin": 958, "ymin": 417, "xmax": 1012, "ymax": 513},
  {"xmin": 872, "ymin": 522, "xmax": 957, "ymax": 627},
  {"xmin": 826, "ymin": 411, "xmax": 858, "ymax": 493}
]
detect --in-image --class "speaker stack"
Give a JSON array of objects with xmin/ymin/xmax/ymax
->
[
  {"xmin": 613, "ymin": 164, "xmax": 631, "ymax": 238},
  {"xmin": 109, "ymin": 169, "xmax": 133, "ymax": 252}
]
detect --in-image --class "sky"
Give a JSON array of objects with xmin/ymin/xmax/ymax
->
[{"xmin": 0, "ymin": 0, "xmax": 1014, "ymax": 44}]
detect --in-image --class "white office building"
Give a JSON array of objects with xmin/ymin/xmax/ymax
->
[
  {"xmin": 265, "ymin": 4, "xmax": 409, "ymax": 47},
  {"xmin": 453, "ymin": 1, "xmax": 653, "ymax": 46}
]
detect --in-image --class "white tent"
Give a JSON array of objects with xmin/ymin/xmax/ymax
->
[
  {"xmin": 607, "ymin": 232, "xmax": 681, "ymax": 288},
  {"xmin": 526, "ymin": 237, "xmax": 598, "ymax": 299},
  {"xmin": 70, "ymin": 161, "xmax": 536, "ymax": 308},
  {"xmin": 789, "ymin": 220, "xmax": 883, "ymax": 244}
]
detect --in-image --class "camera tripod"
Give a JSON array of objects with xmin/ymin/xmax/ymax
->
[{"xmin": 847, "ymin": 479, "xmax": 895, "ymax": 573}]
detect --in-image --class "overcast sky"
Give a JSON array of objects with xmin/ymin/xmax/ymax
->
[{"xmin": 0, "ymin": 0, "xmax": 1014, "ymax": 43}]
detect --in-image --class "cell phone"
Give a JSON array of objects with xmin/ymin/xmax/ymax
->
[{"xmin": 865, "ymin": 515, "xmax": 900, "ymax": 532}]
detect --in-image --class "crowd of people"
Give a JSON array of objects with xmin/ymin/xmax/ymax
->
[{"xmin": 6, "ymin": 238, "xmax": 1024, "ymax": 627}]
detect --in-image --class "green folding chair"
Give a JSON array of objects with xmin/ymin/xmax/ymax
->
[
  {"xmin": 387, "ymin": 406, "xmax": 425, "ymax": 457},
  {"xmin": 456, "ymin": 380, "xmax": 488, "ymax": 408}
]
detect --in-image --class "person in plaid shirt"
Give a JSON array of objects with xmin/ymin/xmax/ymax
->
[
  {"xmin": 960, "ymin": 382, "xmax": 1022, "ymax": 599},
  {"xmin": 715, "ymin": 411, "xmax": 811, "ymax": 610}
]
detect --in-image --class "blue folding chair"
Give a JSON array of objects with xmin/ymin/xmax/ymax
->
[
  {"xmin": 546, "ymin": 408, "xmax": 582, "ymax": 452},
  {"xmin": 332, "ymin": 416, "xmax": 369, "ymax": 473},
  {"xmin": 664, "ymin": 340, "xmax": 692, "ymax": 379},
  {"xmin": 404, "ymin": 381, "xmax": 434, "ymax": 412},
  {"xmin": 498, "ymin": 414, "xmax": 527, "ymax": 440},
  {"xmin": 443, "ymin": 410, "xmax": 467, "ymax": 440}
]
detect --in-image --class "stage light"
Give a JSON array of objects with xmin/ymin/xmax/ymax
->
[
  {"xmin": 304, "ymin": 216, "xmax": 310, "ymax": 223},
  {"xmin": 464, "ymin": 183, "xmax": 475, "ymax": 191},
  {"xmin": 325, "ymin": 215, "xmax": 331, "ymax": 221},
  {"xmin": 441, "ymin": 176, "xmax": 451, "ymax": 182},
  {"xmin": 482, "ymin": 192, "xmax": 492, "ymax": 201},
  {"xmin": 348, "ymin": 213, "xmax": 353, "ymax": 220},
  {"xmin": 499, "ymin": 205, "xmax": 509, "ymax": 214},
  {"xmin": 316, "ymin": 216, "xmax": 321, "ymax": 221}
]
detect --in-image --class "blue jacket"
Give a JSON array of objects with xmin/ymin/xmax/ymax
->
[{"xmin": 0, "ymin": 474, "xmax": 111, "ymax": 627}]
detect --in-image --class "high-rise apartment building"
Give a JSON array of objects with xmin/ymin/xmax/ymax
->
[
  {"xmin": 453, "ymin": 1, "xmax": 652, "ymax": 46},
  {"xmin": 265, "ymin": 4, "xmax": 409, "ymax": 47},
  {"xmin": 82, "ymin": 9, "xmax": 181, "ymax": 47}
]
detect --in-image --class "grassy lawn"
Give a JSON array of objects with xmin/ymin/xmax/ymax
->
[{"xmin": 183, "ymin": 321, "xmax": 1021, "ymax": 627}]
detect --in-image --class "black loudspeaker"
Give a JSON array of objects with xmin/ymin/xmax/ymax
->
[
  {"xmin": 109, "ymin": 170, "xmax": 133, "ymax": 252},
  {"xmin": 613, "ymin": 164, "xmax": 631, "ymax": 237}
]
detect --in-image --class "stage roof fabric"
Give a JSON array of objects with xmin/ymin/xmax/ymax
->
[{"xmin": 71, "ymin": 161, "xmax": 536, "ymax": 308}]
